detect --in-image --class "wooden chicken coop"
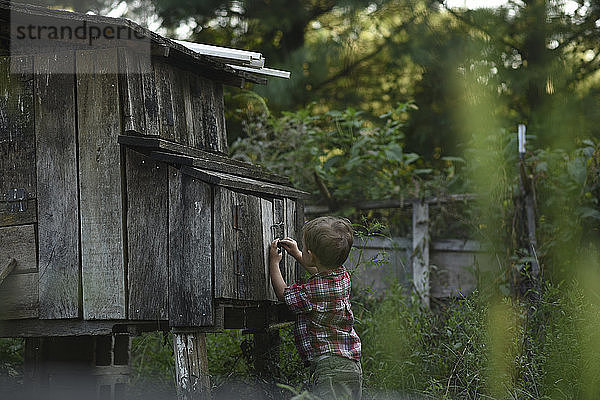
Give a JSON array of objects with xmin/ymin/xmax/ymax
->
[{"xmin": 0, "ymin": 1, "xmax": 305, "ymax": 398}]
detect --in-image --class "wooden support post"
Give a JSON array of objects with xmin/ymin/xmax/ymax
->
[
  {"xmin": 24, "ymin": 337, "xmax": 47, "ymax": 397},
  {"xmin": 253, "ymin": 329, "xmax": 281, "ymax": 380},
  {"xmin": 517, "ymin": 124, "xmax": 540, "ymax": 296},
  {"xmin": 412, "ymin": 200, "xmax": 430, "ymax": 307},
  {"xmin": 173, "ymin": 331, "xmax": 211, "ymax": 400}
]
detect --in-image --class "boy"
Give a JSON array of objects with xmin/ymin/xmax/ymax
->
[{"xmin": 269, "ymin": 216, "xmax": 362, "ymax": 400}]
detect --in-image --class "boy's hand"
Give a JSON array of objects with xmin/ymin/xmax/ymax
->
[
  {"xmin": 269, "ymin": 239, "xmax": 287, "ymax": 301},
  {"xmin": 270, "ymin": 239, "xmax": 283, "ymax": 265},
  {"xmin": 278, "ymin": 237, "xmax": 301, "ymax": 260}
]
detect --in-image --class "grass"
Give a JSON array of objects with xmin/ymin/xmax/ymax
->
[{"xmin": 1, "ymin": 280, "xmax": 599, "ymax": 399}]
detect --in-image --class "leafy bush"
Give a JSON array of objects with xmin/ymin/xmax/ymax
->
[
  {"xmin": 230, "ymin": 102, "xmax": 464, "ymax": 205},
  {"xmin": 354, "ymin": 280, "xmax": 600, "ymax": 400},
  {"xmin": 129, "ymin": 326, "xmax": 306, "ymax": 398},
  {"xmin": 0, "ymin": 338, "xmax": 23, "ymax": 380},
  {"xmin": 356, "ymin": 285, "xmax": 430, "ymax": 395},
  {"xmin": 129, "ymin": 331, "xmax": 176, "ymax": 397}
]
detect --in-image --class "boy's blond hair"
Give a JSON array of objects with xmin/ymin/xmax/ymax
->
[{"xmin": 302, "ymin": 216, "xmax": 353, "ymax": 269}]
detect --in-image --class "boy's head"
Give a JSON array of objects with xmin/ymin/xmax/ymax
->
[{"xmin": 302, "ymin": 216, "xmax": 353, "ymax": 270}]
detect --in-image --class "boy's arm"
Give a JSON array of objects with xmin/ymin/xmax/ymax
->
[
  {"xmin": 279, "ymin": 238, "xmax": 318, "ymax": 275},
  {"xmin": 269, "ymin": 239, "xmax": 287, "ymax": 301}
]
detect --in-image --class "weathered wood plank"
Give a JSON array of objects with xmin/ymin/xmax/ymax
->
[
  {"xmin": 346, "ymin": 238, "xmax": 412, "ymax": 293},
  {"xmin": 34, "ymin": 51, "xmax": 80, "ymax": 319},
  {"xmin": 170, "ymin": 65, "xmax": 189, "ymax": 145},
  {"xmin": 118, "ymin": 134, "xmax": 291, "ymax": 185},
  {"xmin": 23, "ymin": 337, "xmax": 45, "ymax": 395},
  {"xmin": 412, "ymin": 201, "xmax": 430, "ymax": 307},
  {"xmin": 148, "ymin": 151, "xmax": 296, "ymax": 191},
  {"xmin": 430, "ymin": 251, "xmax": 477, "ymax": 298},
  {"xmin": 0, "ymin": 199, "xmax": 37, "ymax": 226},
  {"xmin": 239, "ymin": 193, "xmax": 264, "ymax": 301},
  {"xmin": 118, "ymin": 48, "xmax": 146, "ymax": 133},
  {"xmin": 285, "ymin": 198, "xmax": 297, "ymax": 286},
  {"xmin": 0, "ymin": 1, "xmax": 268, "ymax": 84},
  {"xmin": 261, "ymin": 198, "xmax": 277, "ymax": 301},
  {"xmin": 273, "ymin": 199, "xmax": 286, "ymax": 282},
  {"xmin": 172, "ymin": 331, "xmax": 211, "ymax": 400},
  {"xmin": 0, "ymin": 224, "xmax": 37, "ymax": 274},
  {"xmin": 233, "ymin": 193, "xmax": 250, "ymax": 300},
  {"xmin": 213, "ymin": 186, "xmax": 236, "ymax": 300},
  {"xmin": 0, "ymin": 320, "xmax": 170, "ymax": 338},
  {"xmin": 187, "ymin": 73, "xmax": 206, "ymax": 149},
  {"xmin": 352, "ymin": 236, "xmax": 411, "ymax": 251},
  {"xmin": 214, "ymin": 189, "xmax": 272, "ymax": 302},
  {"xmin": 141, "ymin": 60, "xmax": 161, "ymax": 136},
  {"xmin": 213, "ymin": 82, "xmax": 227, "ymax": 153},
  {"xmin": 0, "ymin": 272, "xmax": 38, "ymax": 320},
  {"xmin": 126, "ymin": 149, "xmax": 169, "ymax": 320},
  {"xmin": 154, "ymin": 61, "xmax": 176, "ymax": 141},
  {"xmin": 182, "ymin": 166, "xmax": 308, "ymax": 199},
  {"xmin": 304, "ymin": 194, "xmax": 478, "ymax": 215},
  {"xmin": 169, "ymin": 169, "xmax": 213, "ymax": 326},
  {"xmin": 180, "ymin": 70, "xmax": 195, "ymax": 147},
  {"xmin": 431, "ymin": 239, "xmax": 482, "ymax": 252},
  {"xmin": 295, "ymin": 199, "xmax": 305, "ymax": 283},
  {"xmin": 77, "ymin": 48, "xmax": 125, "ymax": 320},
  {"xmin": 0, "ymin": 56, "xmax": 36, "ymax": 208},
  {"xmin": 201, "ymin": 78, "xmax": 221, "ymax": 153}
]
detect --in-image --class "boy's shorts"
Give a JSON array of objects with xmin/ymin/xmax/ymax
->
[{"xmin": 309, "ymin": 355, "xmax": 362, "ymax": 400}]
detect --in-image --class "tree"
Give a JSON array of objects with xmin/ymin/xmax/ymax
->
[
  {"xmin": 45, "ymin": 0, "xmax": 600, "ymax": 157},
  {"xmin": 151, "ymin": 0, "xmax": 374, "ymax": 63}
]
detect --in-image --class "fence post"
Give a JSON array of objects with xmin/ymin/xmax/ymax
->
[
  {"xmin": 412, "ymin": 200, "xmax": 430, "ymax": 307},
  {"xmin": 173, "ymin": 330, "xmax": 211, "ymax": 400}
]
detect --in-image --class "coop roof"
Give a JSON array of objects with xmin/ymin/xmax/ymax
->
[{"xmin": 0, "ymin": 0, "xmax": 290, "ymax": 86}]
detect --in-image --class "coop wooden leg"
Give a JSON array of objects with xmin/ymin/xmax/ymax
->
[
  {"xmin": 173, "ymin": 331, "xmax": 211, "ymax": 400},
  {"xmin": 253, "ymin": 329, "xmax": 281, "ymax": 380},
  {"xmin": 24, "ymin": 337, "xmax": 47, "ymax": 396}
]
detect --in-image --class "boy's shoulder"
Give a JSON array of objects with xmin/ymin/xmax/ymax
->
[
  {"xmin": 303, "ymin": 266, "xmax": 351, "ymax": 297},
  {"xmin": 309, "ymin": 265, "xmax": 348, "ymax": 279}
]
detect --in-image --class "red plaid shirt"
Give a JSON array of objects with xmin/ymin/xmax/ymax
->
[{"xmin": 283, "ymin": 266, "xmax": 361, "ymax": 364}]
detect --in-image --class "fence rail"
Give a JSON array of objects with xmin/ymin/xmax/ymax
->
[
  {"xmin": 304, "ymin": 194, "xmax": 477, "ymax": 215},
  {"xmin": 307, "ymin": 194, "xmax": 489, "ymax": 305}
]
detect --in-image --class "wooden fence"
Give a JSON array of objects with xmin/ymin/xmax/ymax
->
[{"xmin": 307, "ymin": 195, "xmax": 494, "ymax": 305}]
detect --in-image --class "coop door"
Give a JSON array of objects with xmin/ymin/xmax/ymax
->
[
  {"xmin": 214, "ymin": 187, "xmax": 264, "ymax": 301},
  {"xmin": 214, "ymin": 187, "xmax": 300, "ymax": 302}
]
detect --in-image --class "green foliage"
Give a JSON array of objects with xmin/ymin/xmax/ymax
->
[
  {"xmin": 130, "ymin": 332, "xmax": 176, "ymax": 396},
  {"xmin": 460, "ymin": 129, "xmax": 600, "ymax": 285},
  {"xmin": 128, "ymin": 327, "xmax": 306, "ymax": 397},
  {"xmin": 206, "ymin": 330, "xmax": 251, "ymax": 386},
  {"xmin": 357, "ymin": 285, "xmax": 430, "ymax": 394},
  {"xmin": 531, "ymin": 139, "xmax": 600, "ymax": 278},
  {"xmin": 354, "ymin": 286, "xmax": 490, "ymax": 398},
  {"xmin": 353, "ymin": 280, "xmax": 600, "ymax": 399},
  {"xmin": 48, "ymin": 0, "xmax": 600, "ymax": 161},
  {"xmin": 524, "ymin": 282, "xmax": 591, "ymax": 399},
  {"xmin": 230, "ymin": 102, "xmax": 464, "ymax": 205},
  {"xmin": 0, "ymin": 338, "xmax": 23, "ymax": 380}
]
